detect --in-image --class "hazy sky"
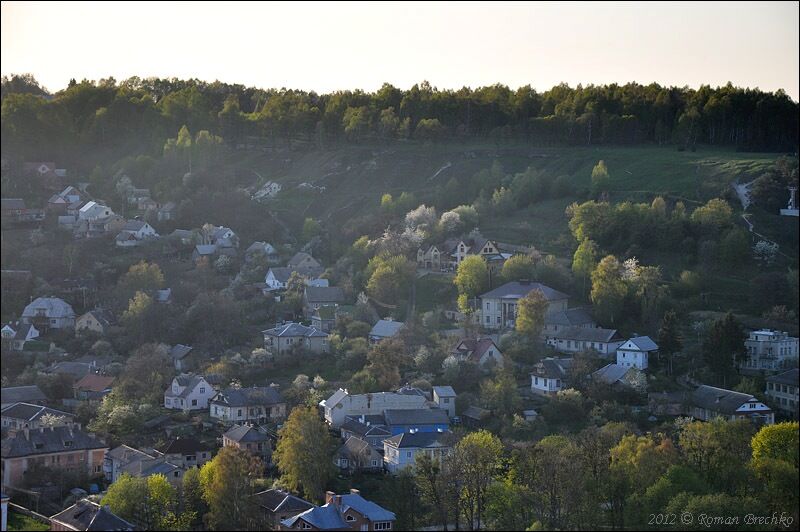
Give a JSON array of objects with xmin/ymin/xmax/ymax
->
[{"xmin": 2, "ymin": 1, "xmax": 798, "ymax": 99}]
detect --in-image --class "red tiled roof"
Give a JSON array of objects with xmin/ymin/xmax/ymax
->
[{"xmin": 73, "ymin": 374, "xmax": 115, "ymax": 392}]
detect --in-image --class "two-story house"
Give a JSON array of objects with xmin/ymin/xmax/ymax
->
[
  {"xmin": 765, "ymin": 368, "xmax": 799, "ymax": 417},
  {"xmin": 21, "ymin": 297, "xmax": 76, "ymax": 331},
  {"xmin": 287, "ymin": 252, "xmax": 323, "ymax": 278},
  {"xmin": 160, "ymin": 437, "xmax": 213, "ymax": 469},
  {"xmin": 1, "ymin": 403, "xmax": 74, "ymax": 430},
  {"xmin": 164, "ymin": 374, "xmax": 216, "ymax": 411},
  {"xmin": 448, "ymin": 337, "xmax": 504, "ymax": 368},
  {"xmin": 743, "ymin": 329, "xmax": 800, "ymax": 372},
  {"xmin": 479, "ymin": 281, "xmax": 568, "ymax": 330},
  {"xmin": 251, "ymin": 489, "xmax": 314, "ymax": 531},
  {"xmin": 262, "ymin": 323, "xmax": 329, "ymax": 355},
  {"xmin": 210, "ymin": 386, "xmax": 287, "ymax": 424},
  {"xmin": 335, "ymin": 437, "xmax": 383, "ymax": 474},
  {"xmin": 383, "ymin": 431, "xmax": 453, "ymax": 474},
  {"xmin": 320, "ymin": 389, "xmax": 430, "ymax": 428},
  {"xmin": 432, "ymin": 386, "xmax": 457, "ymax": 418},
  {"xmin": 223, "ymin": 423, "xmax": 272, "ymax": 463},
  {"xmin": 530, "ymin": 357, "xmax": 573, "ymax": 396},
  {"xmin": 616, "ymin": 336, "xmax": 658, "ymax": 370},
  {"xmin": 280, "ymin": 490, "xmax": 396, "ymax": 531}
]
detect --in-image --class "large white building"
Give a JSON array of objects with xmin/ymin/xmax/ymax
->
[
  {"xmin": 479, "ymin": 281, "xmax": 568, "ymax": 330},
  {"xmin": 320, "ymin": 388, "xmax": 430, "ymax": 428},
  {"xmin": 163, "ymin": 375, "xmax": 216, "ymax": 411},
  {"xmin": 21, "ymin": 297, "xmax": 76, "ymax": 330},
  {"xmin": 616, "ymin": 336, "xmax": 658, "ymax": 370},
  {"xmin": 743, "ymin": 329, "xmax": 799, "ymax": 372}
]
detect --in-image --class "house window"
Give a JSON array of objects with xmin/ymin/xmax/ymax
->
[
  {"xmin": 64, "ymin": 441, "xmax": 73, "ymax": 447},
  {"xmin": 200, "ymin": 387, "xmax": 205, "ymax": 394},
  {"xmin": 301, "ymin": 523, "xmax": 311, "ymax": 530},
  {"xmin": 192, "ymin": 399, "xmax": 198, "ymax": 406},
  {"xmin": 406, "ymin": 451, "xmax": 412, "ymax": 458},
  {"xmin": 443, "ymin": 398, "xmax": 450, "ymax": 404},
  {"xmin": 51, "ymin": 319, "xmax": 57, "ymax": 325},
  {"xmin": 346, "ymin": 515, "xmax": 356, "ymax": 522},
  {"xmin": 375, "ymin": 522, "xmax": 392, "ymax": 531},
  {"xmin": 372, "ymin": 460, "xmax": 378, "ymax": 467},
  {"xmin": 187, "ymin": 455, "xmax": 196, "ymax": 461},
  {"xmin": 174, "ymin": 471, "xmax": 179, "ymax": 478},
  {"xmin": 237, "ymin": 409, "xmax": 243, "ymax": 417}
]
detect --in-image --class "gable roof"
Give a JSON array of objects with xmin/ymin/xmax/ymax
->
[
  {"xmin": 384, "ymin": 431, "xmax": 452, "ymax": 449},
  {"xmin": 0, "ymin": 402, "xmax": 72, "ymax": 422},
  {"xmin": 462, "ymin": 405, "xmax": 491, "ymax": 420},
  {"xmin": 165, "ymin": 375, "xmax": 207, "ymax": 398},
  {"xmin": 531, "ymin": 357, "xmax": 573, "ymax": 379},
  {"xmin": 169, "ymin": 344, "xmax": 193, "ymax": 360},
  {"xmin": 1, "ymin": 198, "xmax": 27, "ymax": 210},
  {"xmin": 22, "ymin": 297, "xmax": 76, "ymax": 319},
  {"xmin": 106, "ymin": 444, "xmax": 155, "ymax": 464},
  {"xmin": 551, "ymin": 326, "xmax": 621, "ymax": 343},
  {"xmin": 340, "ymin": 416, "xmax": 391, "ymax": 438},
  {"xmin": 122, "ymin": 220, "xmax": 148, "ymax": 232},
  {"xmin": 369, "ymin": 319, "xmax": 404, "ymax": 339},
  {"xmin": 767, "ymin": 368, "xmax": 799, "ymax": 387},
  {"xmin": 592, "ymin": 363, "xmax": 633, "ymax": 385},
  {"xmin": 288, "ymin": 252, "xmax": 320, "ymax": 268},
  {"xmin": 1, "ymin": 385, "xmax": 47, "ymax": 405},
  {"xmin": 691, "ymin": 385, "xmax": 764, "ymax": 415},
  {"xmin": 194, "ymin": 244, "xmax": 217, "ymax": 255},
  {"xmin": 1, "ymin": 425, "xmax": 106, "ymax": 458},
  {"xmin": 80, "ymin": 309, "xmax": 116, "ymax": 328},
  {"xmin": 267, "ymin": 267, "xmax": 293, "ymax": 283},
  {"xmin": 224, "ymin": 424, "xmax": 270, "ymax": 443},
  {"xmin": 50, "ymin": 500, "xmax": 135, "ymax": 531},
  {"xmin": 622, "ymin": 336, "xmax": 659, "ymax": 351},
  {"xmin": 339, "ymin": 493, "xmax": 396, "ymax": 522},
  {"xmin": 432, "ymin": 386, "xmax": 457, "ymax": 398},
  {"xmin": 480, "ymin": 281, "xmax": 568, "ymax": 301},
  {"xmin": 251, "ymin": 489, "xmax": 314, "ymax": 514},
  {"xmin": 212, "ymin": 386, "xmax": 285, "ymax": 408},
  {"xmin": 337, "ymin": 436, "xmax": 375, "ymax": 459},
  {"xmin": 73, "ymin": 374, "xmax": 115, "ymax": 393},
  {"xmin": 545, "ymin": 307, "xmax": 595, "ymax": 326},
  {"xmin": 305, "ymin": 286, "xmax": 345, "ymax": 304},
  {"xmin": 453, "ymin": 337, "xmax": 501, "ymax": 362},
  {"xmin": 282, "ymin": 504, "xmax": 348, "ymax": 530},
  {"xmin": 384, "ymin": 408, "xmax": 449, "ymax": 426},
  {"xmin": 262, "ymin": 322, "xmax": 327, "ymax": 338},
  {"xmin": 160, "ymin": 436, "xmax": 209, "ymax": 455}
]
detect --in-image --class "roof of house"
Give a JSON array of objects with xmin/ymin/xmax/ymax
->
[
  {"xmin": 170, "ymin": 229, "xmax": 194, "ymax": 239},
  {"xmin": 1, "ymin": 385, "xmax": 47, "ymax": 405},
  {"xmin": 122, "ymin": 220, "xmax": 148, "ymax": 232},
  {"xmin": 47, "ymin": 362, "xmax": 95, "ymax": 379},
  {"xmin": 212, "ymin": 386, "xmax": 285, "ymax": 408},
  {"xmin": 262, "ymin": 322, "xmax": 327, "ymax": 338},
  {"xmin": 73, "ymin": 374, "xmax": 115, "ymax": 393},
  {"xmin": 480, "ymin": 281, "xmax": 568, "ymax": 301},
  {"xmin": 194, "ymin": 244, "xmax": 217, "ymax": 255},
  {"xmin": 1, "ymin": 198, "xmax": 27, "ymax": 210},
  {"xmin": 338, "ymin": 493, "xmax": 396, "ymax": 522},
  {"xmin": 369, "ymin": 319, "xmax": 404, "ymax": 339},
  {"xmin": 1, "ymin": 425, "xmax": 106, "ymax": 458},
  {"xmin": 432, "ymin": 385, "xmax": 457, "ymax": 398},
  {"xmin": 160, "ymin": 436, "xmax": 209, "ymax": 455},
  {"xmin": 453, "ymin": 337, "xmax": 501, "ymax": 362},
  {"xmin": 224, "ymin": 424, "xmax": 270, "ymax": 443},
  {"xmin": 267, "ymin": 266, "xmax": 293, "ymax": 283},
  {"xmin": 531, "ymin": 357, "xmax": 573, "ymax": 379},
  {"xmin": 396, "ymin": 385, "xmax": 428, "ymax": 398},
  {"xmin": 592, "ymin": 363, "xmax": 633, "ymax": 385},
  {"xmin": 169, "ymin": 344, "xmax": 193, "ymax": 360},
  {"xmin": 622, "ymin": 336, "xmax": 659, "ymax": 351},
  {"xmin": 551, "ymin": 326, "xmax": 621, "ymax": 343},
  {"xmin": 337, "ymin": 436, "xmax": 376, "ymax": 459},
  {"xmin": 288, "ymin": 252, "xmax": 320, "ymax": 268},
  {"xmin": 545, "ymin": 307, "xmax": 596, "ymax": 326},
  {"xmin": 305, "ymin": 286, "xmax": 345, "ymax": 304},
  {"xmin": 766, "ymin": 368, "xmax": 799, "ymax": 387},
  {"xmin": 251, "ymin": 489, "xmax": 314, "ymax": 514},
  {"xmin": 80, "ymin": 309, "xmax": 116, "ymax": 328},
  {"xmin": 384, "ymin": 431, "xmax": 452, "ymax": 449},
  {"xmin": 246, "ymin": 241, "xmax": 277, "ymax": 255},
  {"xmin": 462, "ymin": 405, "xmax": 491, "ymax": 420},
  {"xmin": 13, "ymin": 323, "xmax": 36, "ymax": 341},
  {"xmin": 340, "ymin": 417, "xmax": 391, "ymax": 438},
  {"xmin": 282, "ymin": 504, "xmax": 348, "ymax": 530},
  {"xmin": 22, "ymin": 297, "xmax": 76, "ymax": 319},
  {"xmin": 106, "ymin": 444, "xmax": 155, "ymax": 464},
  {"xmin": 691, "ymin": 385, "xmax": 764, "ymax": 415},
  {"xmin": 384, "ymin": 408, "xmax": 449, "ymax": 426},
  {"xmin": 165, "ymin": 375, "xmax": 207, "ymax": 399},
  {"xmin": 0, "ymin": 402, "xmax": 72, "ymax": 422},
  {"xmin": 50, "ymin": 500, "xmax": 135, "ymax": 531},
  {"xmin": 321, "ymin": 388, "xmax": 349, "ymax": 409}
]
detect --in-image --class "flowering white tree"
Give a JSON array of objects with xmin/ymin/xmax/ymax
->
[
  {"xmin": 405, "ymin": 204, "xmax": 438, "ymax": 233},
  {"xmin": 439, "ymin": 210, "xmax": 462, "ymax": 234},
  {"xmin": 753, "ymin": 240, "xmax": 779, "ymax": 265},
  {"xmin": 621, "ymin": 257, "xmax": 640, "ymax": 281}
]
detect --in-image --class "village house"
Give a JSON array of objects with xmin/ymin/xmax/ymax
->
[
  {"xmin": 690, "ymin": 385, "xmax": 774, "ymax": 425},
  {"xmin": 50, "ymin": 499, "xmax": 135, "ymax": 531},
  {"xmin": 262, "ymin": 322, "xmax": 329, "ymax": 356},
  {"xmin": 335, "ymin": 437, "xmax": 383, "ymax": 474},
  {"xmin": 21, "ymin": 297, "xmax": 76, "ymax": 331},
  {"xmin": 311, "ymin": 307, "xmax": 336, "ymax": 333},
  {"xmin": 547, "ymin": 326, "xmax": 624, "ymax": 356},
  {"xmin": 77, "ymin": 201, "xmax": 114, "ymax": 221},
  {"xmin": 163, "ymin": 374, "xmax": 216, "ymax": 411},
  {"xmin": 1, "ymin": 425, "xmax": 107, "ymax": 488},
  {"xmin": 1, "ymin": 321, "xmax": 39, "ymax": 351},
  {"xmin": 479, "ymin": 281, "xmax": 568, "ymax": 330},
  {"xmin": 530, "ymin": 357, "xmax": 573, "ymax": 396},
  {"xmin": 251, "ymin": 489, "xmax": 314, "ymax": 531},
  {"xmin": 384, "ymin": 409, "xmax": 450, "ymax": 435},
  {"xmin": 265, "ymin": 267, "xmax": 293, "ymax": 291},
  {"xmin": 157, "ymin": 201, "xmax": 177, "ymax": 221},
  {"xmin": 616, "ymin": 336, "xmax": 658, "ymax": 370},
  {"xmin": 287, "ymin": 252, "xmax": 323, "ymax": 277},
  {"xmin": 339, "ymin": 415, "xmax": 392, "ymax": 450},
  {"xmin": 765, "ymin": 368, "xmax": 799, "ymax": 417},
  {"xmin": 448, "ymin": 337, "xmax": 504, "ymax": 368},
  {"xmin": 159, "ymin": 437, "xmax": 213, "ymax": 469},
  {"xmin": 169, "ymin": 344, "xmax": 195, "ymax": 372},
  {"xmin": 104, "ymin": 444, "xmax": 158, "ymax": 483},
  {"xmin": 743, "ymin": 329, "xmax": 799, "ymax": 372},
  {"xmin": 72, "ymin": 374, "xmax": 115, "ymax": 402},
  {"xmin": 1, "ymin": 403, "xmax": 74, "ymax": 430},
  {"xmin": 1, "ymin": 386, "xmax": 47, "ymax": 409},
  {"xmin": 383, "ymin": 431, "xmax": 453, "ymax": 474},
  {"xmin": 115, "ymin": 220, "xmax": 159, "ymax": 247},
  {"xmin": 543, "ymin": 307, "xmax": 597, "ymax": 337},
  {"xmin": 246, "ymin": 241, "xmax": 280, "ymax": 263},
  {"xmin": 223, "ymin": 423, "xmax": 272, "ymax": 463},
  {"xmin": 74, "ymin": 309, "xmax": 116, "ymax": 336},
  {"xmin": 280, "ymin": 490, "xmax": 396, "ymax": 531},
  {"xmin": 592, "ymin": 364, "xmax": 647, "ymax": 391},
  {"xmin": 210, "ymin": 386, "xmax": 287, "ymax": 424},
  {"xmin": 119, "ymin": 453, "xmax": 185, "ymax": 486},
  {"xmin": 432, "ymin": 386, "xmax": 457, "ymax": 418},
  {"xmin": 303, "ymin": 286, "xmax": 345, "ymax": 316},
  {"xmin": 417, "ymin": 244, "xmax": 447, "ymax": 270},
  {"xmin": 369, "ymin": 319, "xmax": 405, "ymax": 344},
  {"xmin": 1, "ymin": 198, "xmax": 44, "ymax": 224},
  {"xmin": 320, "ymin": 388, "xmax": 431, "ymax": 429}
]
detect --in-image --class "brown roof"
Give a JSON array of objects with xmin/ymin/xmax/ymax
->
[
  {"xmin": 453, "ymin": 337, "xmax": 500, "ymax": 363},
  {"xmin": 73, "ymin": 374, "xmax": 115, "ymax": 392}
]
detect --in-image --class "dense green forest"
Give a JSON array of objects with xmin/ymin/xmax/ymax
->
[{"xmin": 2, "ymin": 74, "xmax": 797, "ymax": 176}]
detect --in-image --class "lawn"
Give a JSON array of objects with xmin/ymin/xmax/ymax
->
[
  {"xmin": 7, "ymin": 510, "xmax": 50, "ymax": 531},
  {"xmin": 415, "ymin": 273, "xmax": 457, "ymax": 313}
]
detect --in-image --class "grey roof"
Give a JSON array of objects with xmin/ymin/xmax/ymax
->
[
  {"xmin": 321, "ymin": 388, "xmax": 349, "ymax": 408},
  {"xmin": 622, "ymin": 336, "xmax": 659, "ymax": 351},
  {"xmin": 106, "ymin": 444, "xmax": 154, "ymax": 464},
  {"xmin": 211, "ymin": 386, "xmax": 285, "ymax": 408},
  {"xmin": 22, "ymin": 297, "xmax": 76, "ymax": 319},
  {"xmin": 246, "ymin": 241, "xmax": 277, "ymax": 255},
  {"xmin": 384, "ymin": 408, "xmax": 450, "ymax": 426},
  {"xmin": 767, "ymin": 368, "xmax": 799, "ymax": 387},
  {"xmin": 81, "ymin": 309, "xmax": 116, "ymax": 328},
  {"xmin": 267, "ymin": 267, "xmax": 293, "ymax": 283},
  {"xmin": 171, "ymin": 229, "xmax": 194, "ymax": 239},
  {"xmin": 531, "ymin": 357, "xmax": 573, "ymax": 379},
  {"xmin": 170, "ymin": 344, "xmax": 193, "ymax": 360},
  {"xmin": 369, "ymin": 319, "xmax": 404, "ymax": 339},
  {"xmin": 122, "ymin": 220, "xmax": 147, "ymax": 231},
  {"xmin": 13, "ymin": 323, "xmax": 36, "ymax": 341},
  {"xmin": 194, "ymin": 244, "xmax": 217, "ymax": 255},
  {"xmin": 50, "ymin": 500, "xmax": 135, "ymax": 531},
  {"xmin": 691, "ymin": 385, "xmax": 765, "ymax": 415},
  {"xmin": 592, "ymin": 363, "xmax": 632, "ymax": 384},
  {"xmin": 262, "ymin": 322, "xmax": 327, "ymax": 338},
  {"xmin": 337, "ymin": 436, "xmax": 374, "ymax": 459},
  {"xmin": 305, "ymin": 286, "xmax": 345, "ymax": 304},
  {"xmin": 1, "ymin": 425, "xmax": 106, "ymax": 458},
  {"xmin": 1, "ymin": 385, "xmax": 47, "ymax": 405},
  {"xmin": 551, "ymin": 326, "xmax": 621, "ymax": 343},
  {"xmin": 432, "ymin": 386, "xmax": 457, "ymax": 398},
  {"xmin": 223, "ymin": 424, "xmax": 270, "ymax": 443},
  {"xmin": 462, "ymin": 405, "xmax": 491, "ymax": 420},
  {"xmin": 165, "ymin": 375, "xmax": 206, "ymax": 399},
  {"xmin": 288, "ymin": 252, "xmax": 319, "ymax": 268},
  {"xmin": 396, "ymin": 385, "xmax": 428, "ymax": 397},
  {"xmin": 545, "ymin": 307, "xmax": 595, "ymax": 326},
  {"xmin": 47, "ymin": 361, "xmax": 95, "ymax": 379},
  {"xmin": 1, "ymin": 402, "xmax": 72, "ymax": 422},
  {"xmin": 282, "ymin": 504, "xmax": 348, "ymax": 530},
  {"xmin": 340, "ymin": 417, "xmax": 391, "ymax": 438},
  {"xmin": 251, "ymin": 489, "xmax": 314, "ymax": 514},
  {"xmin": 384, "ymin": 431, "xmax": 453, "ymax": 449},
  {"xmin": 160, "ymin": 436, "xmax": 209, "ymax": 455},
  {"xmin": 480, "ymin": 281, "xmax": 568, "ymax": 301},
  {"xmin": 1, "ymin": 198, "xmax": 27, "ymax": 210},
  {"xmin": 339, "ymin": 493, "xmax": 396, "ymax": 522}
]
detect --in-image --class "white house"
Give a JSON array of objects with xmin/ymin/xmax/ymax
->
[
  {"xmin": 530, "ymin": 357, "xmax": 573, "ymax": 396},
  {"xmin": 479, "ymin": 281, "xmax": 569, "ymax": 330},
  {"xmin": 616, "ymin": 336, "xmax": 658, "ymax": 370},
  {"xmin": 78, "ymin": 201, "xmax": 114, "ymax": 220},
  {"xmin": 320, "ymin": 388, "xmax": 431, "ymax": 428},
  {"xmin": 448, "ymin": 337, "xmax": 504, "ymax": 368},
  {"xmin": 743, "ymin": 329, "xmax": 799, "ymax": 372},
  {"xmin": 383, "ymin": 431, "xmax": 452, "ymax": 473},
  {"xmin": 21, "ymin": 297, "xmax": 76, "ymax": 330},
  {"xmin": 164, "ymin": 375, "xmax": 216, "ymax": 411},
  {"xmin": 548, "ymin": 327, "xmax": 624, "ymax": 356},
  {"xmin": 432, "ymin": 386, "xmax": 457, "ymax": 418},
  {"xmin": 265, "ymin": 267, "xmax": 292, "ymax": 291},
  {"xmin": 1, "ymin": 322, "xmax": 39, "ymax": 351},
  {"xmin": 690, "ymin": 385, "xmax": 774, "ymax": 425},
  {"xmin": 765, "ymin": 369, "xmax": 799, "ymax": 416},
  {"xmin": 115, "ymin": 220, "xmax": 159, "ymax": 247}
]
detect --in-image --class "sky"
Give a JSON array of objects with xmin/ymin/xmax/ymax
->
[{"xmin": 2, "ymin": 1, "xmax": 798, "ymax": 100}]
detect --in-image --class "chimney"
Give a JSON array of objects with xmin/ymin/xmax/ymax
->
[{"xmin": 325, "ymin": 491, "xmax": 336, "ymax": 506}]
